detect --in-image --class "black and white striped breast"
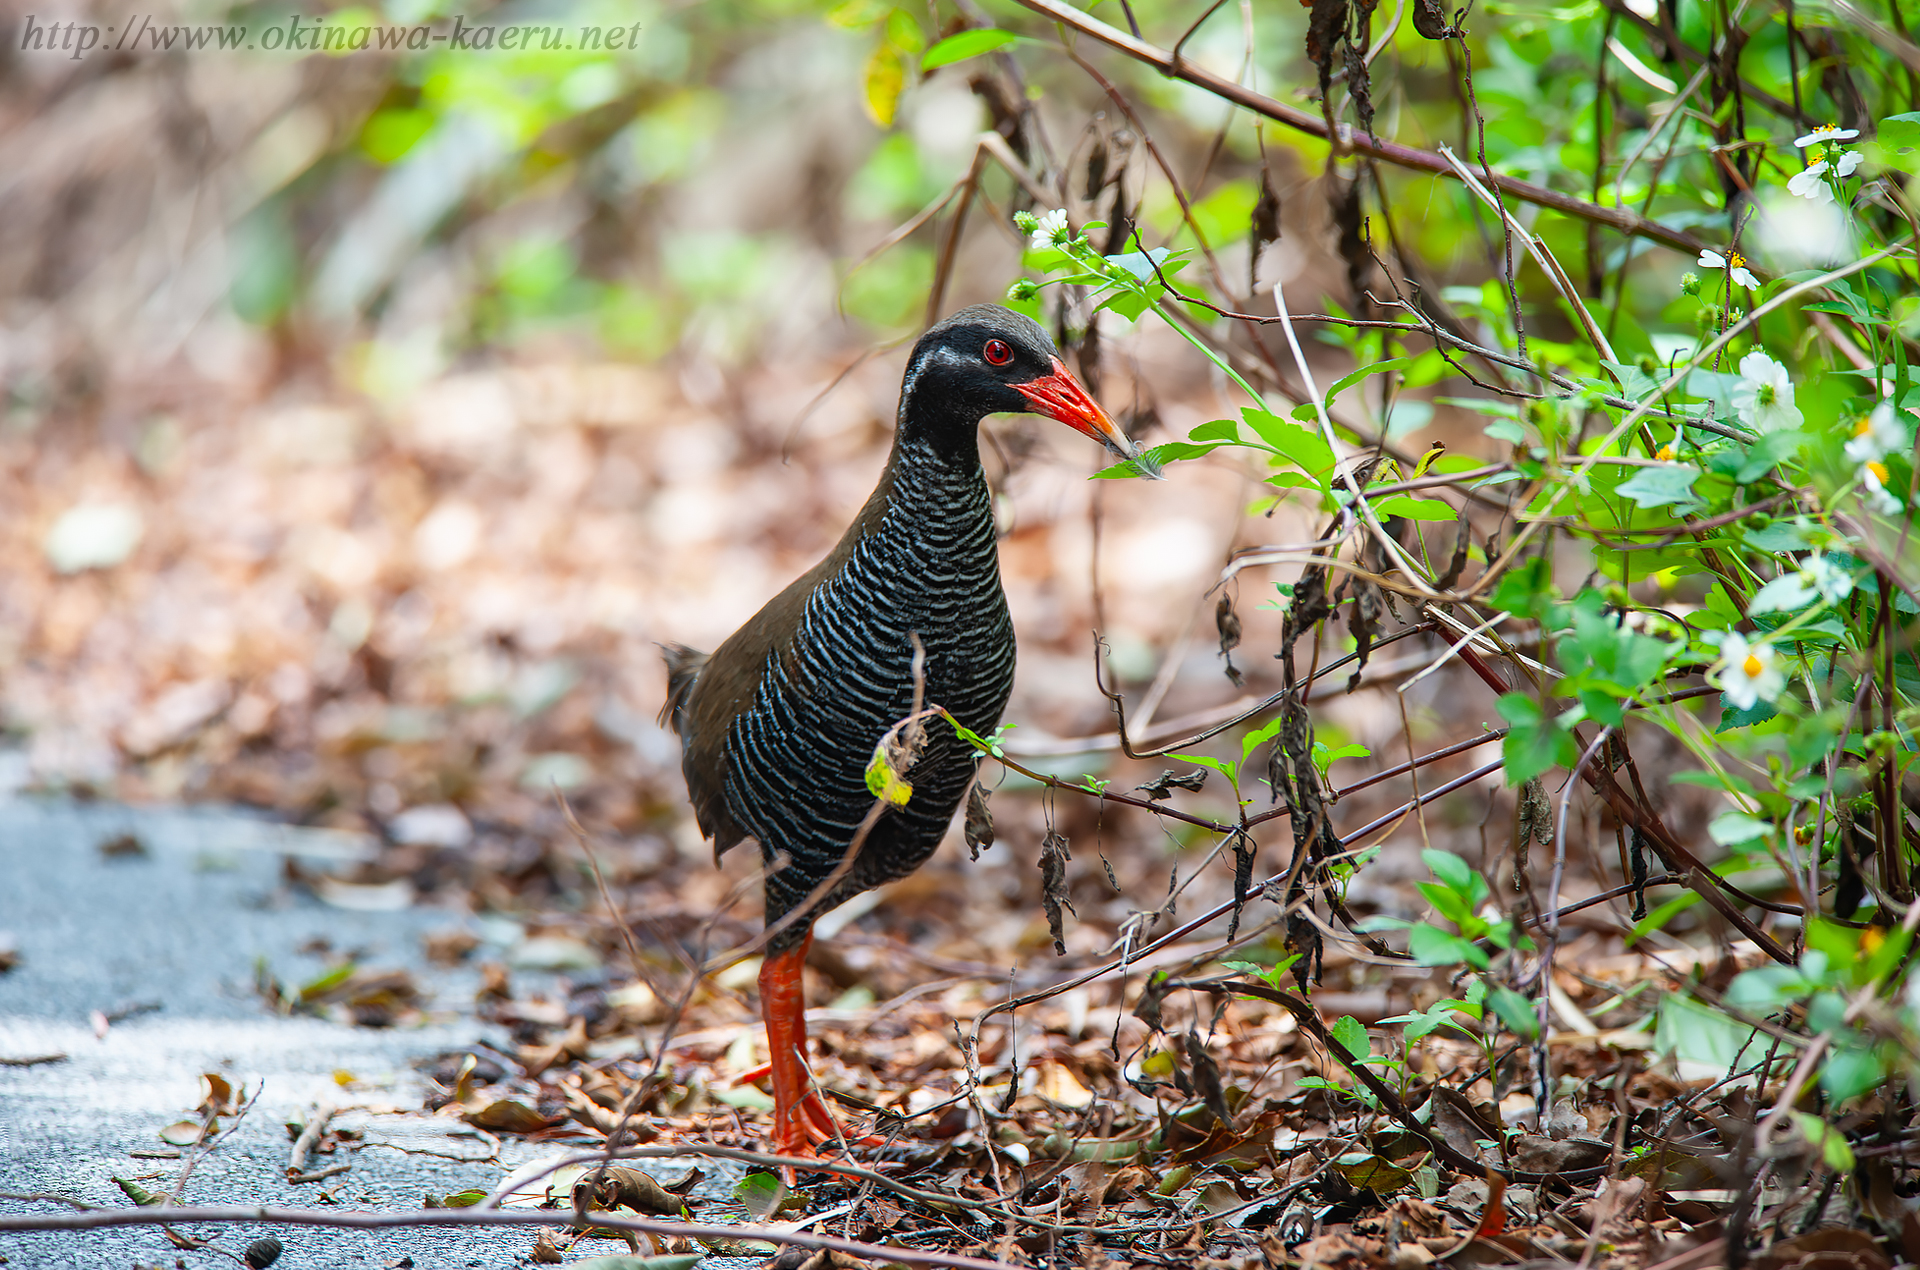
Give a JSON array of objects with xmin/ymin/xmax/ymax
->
[{"xmin": 720, "ymin": 439, "xmax": 1014, "ymax": 928}]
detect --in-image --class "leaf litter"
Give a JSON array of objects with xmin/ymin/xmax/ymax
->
[{"xmin": 0, "ymin": 336, "xmax": 1892, "ymax": 1268}]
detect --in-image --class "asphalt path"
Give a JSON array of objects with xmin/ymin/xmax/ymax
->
[{"xmin": 0, "ymin": 796, "xmax": 644, "ymax": 1269}]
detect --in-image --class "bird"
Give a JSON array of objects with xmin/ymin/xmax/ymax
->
[{"xmin": 660, "ymin": 303, "xmax": 1146, "ymax": 1162}]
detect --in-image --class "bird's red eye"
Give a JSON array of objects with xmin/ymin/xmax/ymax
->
[{"xmin": 983, "ymin": 339, "xmax": 1013, "ymax": 366}]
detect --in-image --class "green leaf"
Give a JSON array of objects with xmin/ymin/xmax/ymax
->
[
  {"xmin": 1733, "ymin": 430, "xmax": 1806, "ymax": 483},
  {"xmin": 1409, "ymin": 923, "xmax": 1486, "ymax": 970},
  {"xmin": 1421, "ymin": 849, "xmax": 1477, "ymax": 901},
  {"xmin": 884, "ymin": 8, "xmax": 925, "ymax": 51},
  {"xmin": 1242, "ymin": 408, "xmax": 1335, "ymax": 476},
  {"xmin": 734, "ymin": 1171, "xmax": 789, "ymax": 1221},
  {"xmin": 1169, "ymin": 751, "xmax": 1238, "ymax": 786},
  {"xmin": 1566, "ymin": 593, "xmax": 1674, "ymax": 691},
  {"xmin": 1416, "ymin": 880, "xmax": 1475, "ymax": 927},
  {"xmin": 920, "ymin": 27, "xmax": 1019, "ymax": 69},
  {"xmin": 299, "ymin": 962, "xmax": 357, "ymax": 1001},
  {"xmin": 1311, "ymin": 740, "xmax": 1371, "ymax": 777},
  {"xmin": 1744, "ymin": 520, "xmax": 1812, "ymax": 554},
  {"xmin": 1321, "ymin": 356, "xmax": 1412, "ymax": 407},
  {"xmin": 1106, "ymin": 247, "xmax": 1177, "ymax": 281},
  {"xmin": 1863, "ymin": 925, "xmax": 1911, "ymax": 985},
  {"xmin": 1241, "ymin": 713, "xmax": 1289, "ymax": 761},
  {"xmin": 1820, "ymin": 1044, "xmax": 1888, "ymax": 1103},
  {"xmin": 1331, "ymin": 1014, "xmax": 1371, "ymax": 1060},
  {"xmin": 1708, "ymin": 810, "xmax": 1771, "ymax": 846},
  {"xmin": 1092, "ymin": 441, "xmax": 1221, "ymax": 478},
  {"xmin": 1628, "ymin": 890, "xmax": 1700, "ymax": 945},
  {"xmin": 1615, "ymin": 464, "xmax": 1703, "ymax": 510},
  {"xmin": 1655, "ymin": 992, "xmax": 1759, "ymax": 1073},
  {"xmin": 1371, "ymin": 495, "xmax": 1456, "ymax": 521},
  {"xmin": 1487, "ymin": 554, "xmax": 1557, "ymax": 619},
  {"xmin": 1717, "ymin": 696, "xmax": 1779, "ymax": 731},
  {"xmin": 1578, "ymin": 687, "xmax": 1625, "ymax": 727},
  {"xmin": 1487, "ymin": 986, "xmax": 1539, "ymax": 1039},
  {"xmin": 1496, "ymin": 693, "xmax": 1576, "ymax": 784},
  {"xmin": 1098, "ymin": 287, "xmax": 1156, "ymax": 321},
  {"xmin": 828, "ymin": 0, "xmax": 891, "ymax": 24},
  {"xmin": 1792, "ymin": 1112, "xmax": 1857, "ymax": 1171}
]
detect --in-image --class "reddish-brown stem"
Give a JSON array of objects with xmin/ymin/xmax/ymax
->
[{"xmin": 1010, "ymin": 0, "xmax": 1713, "ymax": 256}]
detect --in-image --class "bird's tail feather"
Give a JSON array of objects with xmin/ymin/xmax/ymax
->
[{"xmin": 659, "ymin": 643, "xmax": 708, "ymax": 732}]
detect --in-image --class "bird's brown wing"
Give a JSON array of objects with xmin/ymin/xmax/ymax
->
[
  {"xmin": 662, "ymin": 472, "xmax": 897, "ymax": 863},
  {"xmin": 659, "ymin": 641, "xmax": 740, "ymax": 859}
]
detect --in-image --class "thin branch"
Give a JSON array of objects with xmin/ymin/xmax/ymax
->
[{"xmin": 0, "ymin": 1206, "xmax": 1011, "ymax": 1270}]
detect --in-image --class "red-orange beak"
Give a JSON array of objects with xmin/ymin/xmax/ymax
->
[{"xmin": 1014, "ymin": 357, "xmax": 1159, "ymax": 476}]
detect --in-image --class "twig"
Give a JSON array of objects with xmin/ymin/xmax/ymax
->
[
  {"xmin": 286, "ymin": 1104, "xmax": 334, "ymax": 1179},
  {"xmin": 0, "ymin": 1205, "xmax": 1014, "ymax": 1269}
]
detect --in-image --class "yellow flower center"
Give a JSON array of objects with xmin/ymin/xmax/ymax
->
[
  {"xmin": 1855, "ymin": 416, "xmax": 1874, "ymax": 437},
  {"xmin": 1868, "ymin": 460, "xmax": 1890, "ymax": 483},
  {"xmin": 1862, "ymin": 927, "xmax": 1886, "ymax": 956},
  {"xmin": 1741, "ymin": 654, "xmax": 1763, "ymax": 678},
  {"xmin": 1727, "ymin": 251, "xmax": 1745, "ymax": 269},
  {"xmin": 1656, "ymin": 445, "xmax": 1675, "ymax": 461}
]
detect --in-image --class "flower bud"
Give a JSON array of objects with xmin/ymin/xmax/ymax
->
[{"xmin": 1680, "ymin": 271, "xmax": 1702, "ymax": 295}]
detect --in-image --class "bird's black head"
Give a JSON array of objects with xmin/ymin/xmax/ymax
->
[{"xmin": 896, "ymin": 304, "xmax": 1143, "ymax": 466}]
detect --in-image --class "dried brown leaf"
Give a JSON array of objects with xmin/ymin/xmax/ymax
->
[{"xmin": 1040, "ymin": 829, "xmax": 1074, "ymax": 956}]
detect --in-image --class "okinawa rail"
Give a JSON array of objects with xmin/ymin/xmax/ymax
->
[{"xmin": 660, "ymin": 304, "xmax": 1146, "ymax": 1161}]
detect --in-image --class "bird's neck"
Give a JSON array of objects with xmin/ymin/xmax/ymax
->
[
  {"xmin": 884, "ymin": 412, "xmax": 988, "ymax": 515},
  {"xmin": 894, "ymin": 372, "xmax": 989, "ymax": 467}
]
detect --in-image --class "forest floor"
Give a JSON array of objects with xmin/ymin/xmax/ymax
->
[{"xmin": 0, "ymin": 340, "xmax": 1844, "ymax": 1269}]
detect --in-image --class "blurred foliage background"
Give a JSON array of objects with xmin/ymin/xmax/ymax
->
[
  {"xmin": 9, "ymin": 0, "xmax": 1920, "ymax": 1244},
  {"xmin": 0, "ymin": 0, "xmax": 1915, "ymax": 945}
]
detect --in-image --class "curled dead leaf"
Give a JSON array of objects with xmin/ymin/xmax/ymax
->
[{"xmin": 462, "ymin": 1098, "xmax": 560, "ymax": 1134}]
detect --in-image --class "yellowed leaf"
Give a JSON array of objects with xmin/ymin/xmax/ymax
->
[{"xmin": 863, "ymin": 41, "xmax": 907, "ymax": 127}]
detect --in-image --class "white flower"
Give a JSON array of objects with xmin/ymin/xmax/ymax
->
[
  {"xmin": 1698, "ymin": 249, "xmax": 1760, "ymax": 289},
  {"xmin": 1713, "ymin": 631, "xmax": 1787, "ymax": 710},
  {"xmin": 1798, "ymin": 551, "xmax": 1856, "ymax": 605},
  {"xmin": 1030, "ymin": 208, "xmax": 1070, "ymax": 250},
  {"xmin": 1794, "ymin": 125, "xmax": 1860, "ymax": 147},
  {"xmin": 1845, "ymin": 402, "xmax": 1907, "ymax": 463},
  {"xmin": 1732, "ymin": 350, "xmax": 1804, "ymax": 433},
  {"xmin": 1835, "ymin": 151, "xmax": 1863, "ymax": 178},
  {"xmin": 1862, "ymin": 460, "xmax": 1905, "ymax": 515},
  {"xmin": 1788, "ymin": 161, "xmax": 1834, "ymax": 202}
]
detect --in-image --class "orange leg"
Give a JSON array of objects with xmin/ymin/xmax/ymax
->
[{"xmin": 758, "ymin": 934, "xmax": 878, "ymax": 1163}]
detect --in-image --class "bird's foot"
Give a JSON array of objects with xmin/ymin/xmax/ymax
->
[{"xmin": 770, "ymin": 1089, "xmax": 883, "ymax": 1164}]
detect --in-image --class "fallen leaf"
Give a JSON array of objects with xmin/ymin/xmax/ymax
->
[{"xmin": 462, "ymin": 1099, "xmax": 560, "ymax": 1133}]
